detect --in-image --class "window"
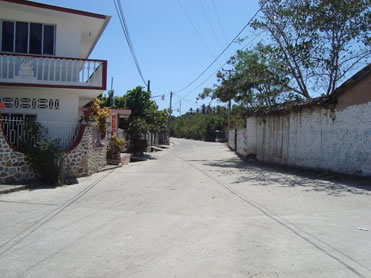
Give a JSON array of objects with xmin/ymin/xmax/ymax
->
[{"xmin": 1, "ymin": 20, "xmax": 55, "ymax": 55}]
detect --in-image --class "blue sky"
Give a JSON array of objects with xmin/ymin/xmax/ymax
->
[{"xmin": 37, "ymin": 0, "xmax": 263, "ymax": 114}]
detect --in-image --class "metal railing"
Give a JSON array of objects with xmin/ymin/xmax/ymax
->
[
  {"xmin": 0, "ymin": 53, "xmax": 106, "ymax": 89},
  {"xmin": 0, "ymin": 118, "xmax": 80, "ymax": 150}
]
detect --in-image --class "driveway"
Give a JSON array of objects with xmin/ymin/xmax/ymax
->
[{"xmin": 0, "ymin": 138, "xmax": 370, "ymax": 278}]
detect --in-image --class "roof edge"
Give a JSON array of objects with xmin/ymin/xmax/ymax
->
[
  {"xmin": 84, "ymin": 15, "xmax": 111, "ymax": 59},
  {"xmin": 1, "ymin": 0, "xmax": 107, "ymax": 19},
  {"xmin": 331, "ymin": 63, "xmax": 371, "ymax": 98}
]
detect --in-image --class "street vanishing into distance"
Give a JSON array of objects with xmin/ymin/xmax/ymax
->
[{"xmin": 0, "ymin": 138, "xmax": 370, "ymax": 278}]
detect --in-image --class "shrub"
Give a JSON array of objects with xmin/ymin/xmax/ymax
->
[
  {"xmin": 23, "ymin": 140, "xmax": 61, "ymax": 185},
  {"xmin": 128, "ymin": 139, "xmax": 148, "ymax": 154},
  {"xmin": 87, "ymin": 98, "xmax": 111, "ymax": 136},
  {"xmin": 107, "ymin": 136, "xmax": 125, "ymax": 159}
]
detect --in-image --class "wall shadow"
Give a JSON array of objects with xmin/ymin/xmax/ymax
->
[{"xmin": 202, "ymin": 157, "xmax": 371, "ymax": 197}]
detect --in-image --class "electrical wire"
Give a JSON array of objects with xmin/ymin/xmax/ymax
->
[
  {"xmin": 113, "ymin": 0, "xmax": 147, "ymax": 86},
  {"xmin": 211, "ymin": 0, "xmax": 229, "ymax": 46},
  {"xmin": 177, "ymin": 0, "xmax": 216, "ymax": 59},
  {"xmin": 197, "ymin": 0, "xmax": 223, "ymax": 51},
  {"xmin": 174, "ymin": 2, "xmax": 266, "ymax": 95},
  {"xmin": 172, "ymin": 92, "xmax": 199, "ymax": 105},
  {"xmin": 180, "ymin": 31, "xmax": 265, "ymax": 100}
]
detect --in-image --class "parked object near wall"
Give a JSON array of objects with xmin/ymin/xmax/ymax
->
[{"xmin": 245, "ymin": 64, "xmax": 371, "ymax": 176}]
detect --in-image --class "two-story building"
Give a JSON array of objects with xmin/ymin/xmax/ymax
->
[{"xmin": 0, "ymin": 0, "xmax": 110, "ymax": 148}]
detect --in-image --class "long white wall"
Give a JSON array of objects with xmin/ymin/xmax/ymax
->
[{"xmin": 246, "ymin": 102, "xmax": 371, "ymax": 176}]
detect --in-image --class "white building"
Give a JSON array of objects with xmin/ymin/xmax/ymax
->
[{"xmin": 0, "ymin": 0, "xmax": 110, "ymax": 148}]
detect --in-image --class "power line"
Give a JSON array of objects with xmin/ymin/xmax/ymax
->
[
  {"xmin": 177, "ymin": 0, "xmax": 216, "ymax": 59},
  {"xmin": 113, "ymin": 0, "xmax": 147, "ymax": 86},
  {"xmin": 211, "ymin": 0, "xmax": 229, "ymax": 46},
  {"xmin": 174, "ymin": 2, "xmax": 266, "ymax": 95},
  {"xmin": 210, "ymin": 0, "xmax": 233, "ymax": 59},
  {"xmin": 172, "ymin": 92, "xmax": 199, "ymax": 106},
  {"xmin": 180, "ymin": 31, "xmax": 265, "ymax": 100},
  {"xmin": 197, "ymin": 0, "xmax": 223, "ymax": 51}
]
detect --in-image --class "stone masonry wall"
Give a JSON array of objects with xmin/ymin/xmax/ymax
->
[
  {"xmin": 0, "ymin": 124, "xmax": 106, "ymax": 184},
  {"xmin": 61, "ymin": 125, "xmax": 106, "ymax": 178},
  {"xmin": 0, "ymin": 127, "xmax": 37, "ymax": 184}
]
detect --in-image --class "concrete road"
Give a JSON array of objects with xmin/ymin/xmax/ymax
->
[{"xmin": 0, "ymin": 138, "xmax": 370, "ymax": 278}]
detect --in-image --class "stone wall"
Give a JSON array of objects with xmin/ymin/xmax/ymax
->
[
  {"xmin": 0, "ymin": 127, "xmax": 37, "ymax": 184},
  {"xmin": 61, "ymin": 125, "xmax": 107, "ymax": 178},
  {"xmin": 0, "ymin": 124, "xmax": 107, "ymax": 184}
]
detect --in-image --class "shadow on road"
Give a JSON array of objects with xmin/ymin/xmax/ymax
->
[{"xmin": 203, "ymin": 157, "xmax": 371, "ymax": 197}]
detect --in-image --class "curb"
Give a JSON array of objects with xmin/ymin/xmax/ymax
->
[
  {"xmin": 97, "ymin": 164, "xmax": 122, "ymax": 173},
  {"xmin": 0, "ymin": 185, "xmax": 27, "ymax": 195}
]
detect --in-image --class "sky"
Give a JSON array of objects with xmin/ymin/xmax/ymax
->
[{"xmin": 34, "ymin": 0, "xmax": 264, "ymax": 114}]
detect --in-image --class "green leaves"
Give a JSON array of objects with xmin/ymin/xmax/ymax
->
[
  {"xmin": 252, "ymin": 0, "xmax": 370, "ymax": 96},
  {"xmin": 171, "ymin": 112, "xmax": 225, "ymax": 141},
  {"xmin": 200, "ymin": 43, "xmax": 292, "ymax": 107}
]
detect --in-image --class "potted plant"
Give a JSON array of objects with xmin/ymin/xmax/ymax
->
[{"xmin": 107, "ymin": 135, "xmax": 125, "ymax": 164}]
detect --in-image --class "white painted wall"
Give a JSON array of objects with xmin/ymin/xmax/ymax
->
[
  {"xmin": 248, "ymin": 102, "xmax": 371, "ymax": 176},
  {"xmin": 236, "ymin": 128, "xmax": 248, "ymax": 157},
  {"xmin": 0, "ymin": 6, "xmax": 81, "ymax": 58},
  {"xmin": 0, "ymin": 87, "xmax": 79, "ymax": 123},
  {"xmin": 246, "ymin": 117, "xmax": 257, "ymax": 156},
  {"xmin": 228, "ymin": 129, "xmax": 235, "ymax": 150}
]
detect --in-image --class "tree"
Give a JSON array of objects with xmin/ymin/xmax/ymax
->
[
  {"xmin": 251, "ymin": 0, "xmax": 370, "ymax": 97},
  {"xmin": 171, "ymin": 112, "xmax": 225, "ymax": 141},
  {"xmin": 101, "ymin": 86, "xmax": 168, "ymax": 153}
]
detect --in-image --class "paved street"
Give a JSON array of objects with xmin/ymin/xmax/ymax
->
[{"xmin": 0, "ymin": 138, "xmax": 370, "ymax": 278}]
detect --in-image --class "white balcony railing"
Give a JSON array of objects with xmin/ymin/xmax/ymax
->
[{"xmin": 0, "ymin": 53, "xmax": 107, "ymax": 89}]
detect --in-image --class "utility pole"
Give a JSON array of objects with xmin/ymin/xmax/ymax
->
[
  {"xmin": 221, "ymin": 68, "xmax": 236, "ymax": 133},
  {"xmin": 167, "ymin": 91, "xmax": 173, "ymax": 145},
  {"xmin": 109, "ymin": 77, "xmax": 114, "ymax": 107},
  {"xmin": 179, "ymin": 100, "xmax": 181, "ymax": 116},
  {"xmin": 147, "ymin": 80, "xmax": 151, "ymax": 92}
]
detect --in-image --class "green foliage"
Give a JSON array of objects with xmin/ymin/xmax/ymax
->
[
  {"xmin": 251, "ymin": 0, "xmax": 370, "ymax": 97},
  {"xmin": 128, "ymin": 139, "xmax": 148, "ymax": 154},
  {"xmin": 87, "ymin": 98, "xmax": 110, "ymax": 135},
  {"xmin": 100, "ymin": 86, "xmax": 168, "ymax": 153},
  {"xmin": 17, "ymin": 122, "xmax": 61, "ymax": 185},
  {"xmin": 200, "ymin": 43, "xmax": 298, "ymax": 107},
  {"xmin": 171, "ymin": 112, "xmax": 225, "ymax": 141},
  {"xmin": 123, "ymin": 86, "xmax": 168, "ymax": 140},
  {"xmin": 201, "ymin": 0, "xmax": 370, "ymax": 107},
  {"xmin": 23, "ymin": 140, "xmax": 61, "ymax": 185},
  {"xmin": 107, "ymin": 135, "xmax": 125, "ymax": 159}
]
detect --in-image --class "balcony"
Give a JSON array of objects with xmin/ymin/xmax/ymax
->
[{"xmin": 0, "ymin": 53, "xmax": 107, "ymax": 90}]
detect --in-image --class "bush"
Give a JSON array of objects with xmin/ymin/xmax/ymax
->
[
  {"xmin": 107, "ymin": 136, "xmax": 125, "ymax": 159},
  {"xmin": 23, "ymin": 140, "xmax": 61, "ymax": 185},
  {"xmin": 128, "ymin": 139, "xmax": 148, "ymax": 154}
]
